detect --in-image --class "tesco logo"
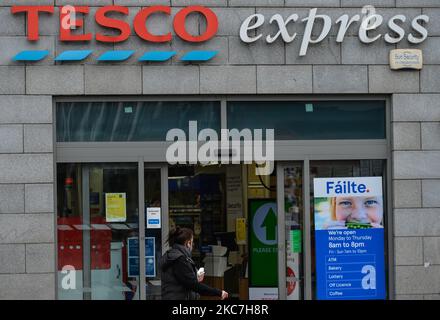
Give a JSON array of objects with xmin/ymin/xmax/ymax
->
[{"xmin": 11, "ymin": 5, "xmax": 219, "ymax": 43}]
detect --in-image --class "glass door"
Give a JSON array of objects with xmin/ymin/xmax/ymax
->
[
  {"xmin": 88, "ymin": 163, "xmax": 140, "ymax": 300},
  {"xmin": 57, "ymin": 163, "xmax": 140, "ymax": 300},
  {"xmin": 56, "ymin": 163, "xmax": 168, "ymax": 300},
  {"xmin": 142, "ymin": 164, "xmax": 168, "ymax": 300},
  {"xmin": 277, "ymin": 162, "xmax": 305, "ymax": 300}
]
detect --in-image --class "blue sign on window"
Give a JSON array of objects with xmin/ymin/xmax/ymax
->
[
  {"xmin": 127, "ymin": 237, "xmax": 156, "ymax": 277},
  {"xmin": 146, "ymin": 237, "xmax": 155, "ymax": 258},
  {"xmin": 315, "ymin": 228, "xmax": 386, "ymax": 300},
  {"xmin": 128, "ymin": 257, "xmax": 139, "ymax": 277},
  {"xmin": 146, "ymin": 257, "xmax": 155, "ymax": 278},
  {"xmin": 313, "ymin": 177, "xmax": 386, "ymax": 300}
]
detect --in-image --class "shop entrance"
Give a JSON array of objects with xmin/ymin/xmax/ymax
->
[
  {"xmin": 55, "ymin": 97, "xmax": 391, "ymax": 300},
  {"xmin": 57, "ymin": 162, "xmax": 309, "ymax": 300},
  {"xmin": 167, "ymin": 163, "xmax": 282, "ymax": 300}
]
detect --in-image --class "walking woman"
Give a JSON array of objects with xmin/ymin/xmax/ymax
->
[{"xmin": 160, "ymin": 227, "xmax": 229, "ymax": 300}]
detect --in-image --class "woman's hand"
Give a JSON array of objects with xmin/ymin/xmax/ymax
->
[
  {"xmin": 221, "ymin": 290, "xmax": 229, "ymax": 300},
  {"xmin": 197, "ymin": 268, "xmax": 205, "ymax": 282}
]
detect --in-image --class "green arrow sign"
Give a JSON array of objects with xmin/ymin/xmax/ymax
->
[
  {"xmin": 249, "ymin": 199, "xmax": 278, "ymax": 287},
  {"xmin": 261, "ymin": 208, "xmax": 277, "ymax": 241}
]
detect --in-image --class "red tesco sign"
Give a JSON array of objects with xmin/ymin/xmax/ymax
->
[{"xmin": 11, "ymin": 5, "xmax": 219, "ymax": 43}]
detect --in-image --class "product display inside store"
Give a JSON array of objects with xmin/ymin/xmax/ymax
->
[{"xmin": 168, "ymin": 164, "xmax": 277, "ymax": 300}]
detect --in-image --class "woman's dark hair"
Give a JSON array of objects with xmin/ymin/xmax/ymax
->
[{"xmin": 168, "ymin": 226, "xmax": 194, "ymax": 246}]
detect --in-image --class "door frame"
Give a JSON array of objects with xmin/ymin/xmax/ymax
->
[
  {"xmin": 140, "ymin": 162, "xmax": 169, "ymax": 300},
  {"xmin": 276, "ymin": 161, "xmax": 311, "ymax": 300},
  {"xmin": 74, "ymin": 163, "xmax": 143, "ymax": 299}
]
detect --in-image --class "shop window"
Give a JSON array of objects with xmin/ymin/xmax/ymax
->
[
  {"xmin": 227, "ymin": 101, "xmax": 386, "ymax": 140},
  {"xmin": 310, "ymin": 160, "xmax": 389, "ymax": 300},
  {"xmin": 57, "ymin": 101, "xmax": 221, "ymax": 142}
]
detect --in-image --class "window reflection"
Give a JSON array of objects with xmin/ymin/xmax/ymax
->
[
  {"xmin": 57, "ymin": 101, "xmax": 221, "ymax": 142},
  {"xmin": 228, "ymin": 101, "xmax": 386, "ymax": 140}
]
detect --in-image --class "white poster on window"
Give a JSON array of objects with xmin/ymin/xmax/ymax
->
[
  {"xmin": 249, "ymin": 287, "xmax": 278, "ymax": 300},
  {"xmin": 226, "ymin": 166, "xmax": 243, "ymax": 215},
  {"xmin": 147, "ymin": 207, "xmax": 161, "ymax": 229}
]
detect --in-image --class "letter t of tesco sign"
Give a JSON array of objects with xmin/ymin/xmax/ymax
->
[{"xmin": 11, "ymin": 5, "xmax": 219, "ymax": 43}]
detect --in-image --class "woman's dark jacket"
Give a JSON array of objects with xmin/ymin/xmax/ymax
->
[{"xmin": 160, "ymin": 243, "xmax": 222, "ymax": 300}]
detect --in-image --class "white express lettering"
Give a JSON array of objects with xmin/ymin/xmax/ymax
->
[
  {"xmin": 240, "ymin": 14, "xmax": 265, "ymax": 43},
  {"xmin": 384, "ymin": 15, "xmax": 406, "ymax": 44},
  {"xmin": 359, "ymin": 13, "xmax": 383, "ymax": 43},
  {"xmin": 300, "ymin": 8, "xmax": 332, "ymax": 56},
  {"xmin": 408, "ymin": 15, "xmax": 429, "ymax": 44},
  {"xmin": 266, "ymin": 14, "xmax": 298, "ymax": 43},
  {"xmin": 239, "ymin": 9, "xmax": 429, "ymax": 56},
  {"xmin": 336, "ymin": 14, "xmax": 360, "ymax": 43}
]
